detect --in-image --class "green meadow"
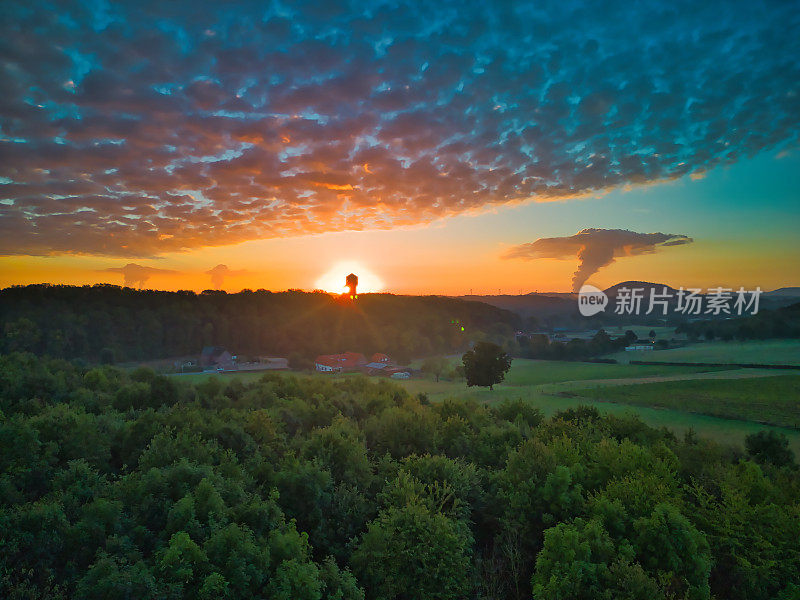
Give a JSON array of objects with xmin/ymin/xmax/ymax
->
[
  {"xmin": 398, "ymin": 359, "xmax": 800, "ymax": 455},
  {"xmin": 567, "ymin": 375, "xmax": 800, "ymax": 429},
  {"xmin": 184, "ymin": 358, "xmax": 800, "ymax": 455},
  {"xmin": 608, "ymin": 339, "xmax": 800, "ymax": 365}
]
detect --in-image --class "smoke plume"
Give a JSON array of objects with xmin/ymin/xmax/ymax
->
[
  {"xmin": 105, "ymin": 263, "xmax": 177, "ymax": 288},
  {"xmin": 206, "ymin": 264, "xmax": 249, "ymax": 289},
  {"xmin": 503, "ymin": 228, "xmax": 693, "ymax": 291}
]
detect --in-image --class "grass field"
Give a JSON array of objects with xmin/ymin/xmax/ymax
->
[
  {"xmin": 502, "ymin": 360, "xmax": 717, "ymax": 385},
  {"xmin": 608, "ymin": 339, "xmax": 800, "ymax": 365},
  {"xmin": 397, "ymin": 359, "xmax": 800, "ymax": 455},
  {"xmin": 399, "ymin": 359, "xmax": 721, "ymax": 400},
  {"xmin": 567, "ymin": 375, "xmax": 800, "ymax": 429},
  {"xmin": 175, "ymin": 357, "xmax": 800, "ymax": 455}
]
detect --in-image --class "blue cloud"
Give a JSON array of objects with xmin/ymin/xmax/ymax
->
[{"xmin": 0, "ymin": 0, "xmax": 798, "ymax": 255}]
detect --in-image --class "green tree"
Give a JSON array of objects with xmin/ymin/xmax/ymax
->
[
  {"xmin": 745, "ymin": 430, "xmax": 796, "ymax": 467},
  {"xmin": 421, "ymin": 356, "xmax": 449, "ymax": 382},
  {"xmin": 352, "ymin": 503, "xmax": 472, "ymax": 600},
  {"xmin": 75, "ymin": 553, "xmax": 159, "ymax": 600},
  {"xmin": 4, "ymin": 318, "xmax": 42, "ymax": 353},
  {"xmin": 462, "ymin": 342, "xmax": 512, "ymax": 390},
  {"xmin": 632, "ymin": 503, "xmax": 711, "ymax": 600},
  {"xmin": 532, "ymin": 517, "xmax": 663, "ymax": 600}
]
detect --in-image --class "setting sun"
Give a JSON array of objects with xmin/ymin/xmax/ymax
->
[{"xmin": 314, "ymin": 261, "xmax": 385, "ymax": 294}]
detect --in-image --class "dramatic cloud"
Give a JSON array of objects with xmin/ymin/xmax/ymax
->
[
  {"xmin": 1, "ymin": 0, "xmax": 797, "ymax": 256},
  {"xmin": 104, "ymin": 263, "xmax": 177, "ymax": 288},
  {"xmin": 206, "ymin": 264, "xmax": 248, "ymax": 289},
  {"xmin": 504, "ymin": 228, "xmax": 693, "ymax": 291}
]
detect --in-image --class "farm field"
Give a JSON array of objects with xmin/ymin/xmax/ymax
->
[
  {"xmin": 399, "ymin": 359, "xmax": 726, "ymax": 401},
  {"xmin": 177, "ymin": 358, "xmax": 800, "ymax": 455},
  {"xmin": 608, "ymin": 339, "xmax": 800, "ymax": 365},
  {"xmin": 396, "ymin": 359, "xmax": 800, "ymax": 455},
  {"xmin": 178, "ymin": 358, "xmax": 715, "ymax": 388},
  {"xmin": 566, "ymin": 375, "xmax": 800, "ymax": 429}
]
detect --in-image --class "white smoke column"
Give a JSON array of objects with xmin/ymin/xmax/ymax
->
[{"xmin": 503, "ymin": 228, "xmax": 693, "ymax": 291}]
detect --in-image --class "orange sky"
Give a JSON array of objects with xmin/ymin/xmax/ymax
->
[
  {"xmin": 1, "ymin": 152, "xmax": 798, "ymax": 295},
  {"xmin": 0, "ymin": 212, "xmax": 793, "ymax": 296}
]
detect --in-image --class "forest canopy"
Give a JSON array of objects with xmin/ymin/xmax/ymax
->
[{"xmin": 1, "ymin": 353, "xmax": 798, "ymax": 599}]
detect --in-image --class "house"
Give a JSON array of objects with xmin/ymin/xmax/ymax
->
[
  {"xmin": 625, "ymin": 341, "xmax": 654, "ymax": 351},
  {"xmin": 200, "ymin": 346, "xmax": 236, "ymax": 371},
  {"xmin": 315, "ymin": 352, "xmax": 367, "ymax": 373},
  {"xmin": 385, "ymin": 366, "xmax": 412, "ymax": 377},
  {"xmin": 364, "ymin": 361, "xmax": 389, "ymax": 375},
  {"xmin": 363, "ymin": 353, "xmax": 393, "ymax": 375}
]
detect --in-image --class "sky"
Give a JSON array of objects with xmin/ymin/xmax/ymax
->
[{"xmin": 1, "ymin": 0, "xmax": 798, "ymax": 294}]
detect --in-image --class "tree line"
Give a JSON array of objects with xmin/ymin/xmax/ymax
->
[
  {"xmin": 517, "ymin": 329, "xmax": 645, "ymax": 361},
  {"xmin": 1, "ymin": 352, "xmax": 798, "ymax": 599},
  {"xmin": 0, "ymin": 285, "xmax": 519, "ymax": 365}
]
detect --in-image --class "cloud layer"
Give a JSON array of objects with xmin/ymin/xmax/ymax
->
[
  {"xmin": 504, "ymin": 228, "xmax": 693, "ymax": 291},
  {"xmin": 1, "ymin": 0, "xmax": 798, "ymax": 256}
]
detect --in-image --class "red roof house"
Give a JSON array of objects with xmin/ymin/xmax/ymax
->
[{"xmin": 315, "ymin": 352, "xmax": 367, "ymax": 373}]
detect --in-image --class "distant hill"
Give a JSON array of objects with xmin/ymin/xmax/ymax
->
[
  {"xmin": 603, "ymin": 281, "xmax": 800, "ymax": 312},
  {"xmin": 456, "ymin": 293, "xmax": 573, "ymax": 319},
  {"xmin": 456, "ymin": 281, "xmax": 685, "ymax": 320},
  {"xmin": 603, "ymin": 281, "xmax": 681, "ymax": 297},
  {"xmin": 459, "ymin": 280, "xmax": 800, "ymax": 323},
  {"xmin": 764, "ymin": 287, "xmax": 800, "ymax": 298},
  {"xmin": 0, "ymin": 285, "xmax": 519, "ymax": 364}
]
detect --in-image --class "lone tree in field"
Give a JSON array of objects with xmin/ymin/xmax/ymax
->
[
  {"xmin": 421, "ymin": 356, "xmax": 449, "ymax": 382},
  {"xmin": 462, "ymin": 342, "xmax": 512, "ymax": 390}
]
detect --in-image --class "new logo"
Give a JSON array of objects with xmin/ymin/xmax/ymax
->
[{"xmin": 577, "ymin": 284, "xmax": 608, "ymax": 316}]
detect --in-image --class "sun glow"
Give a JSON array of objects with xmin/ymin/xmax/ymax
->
[{"xmin": 315, "ymin": 261, "xmax": 385, "ymax": 294}]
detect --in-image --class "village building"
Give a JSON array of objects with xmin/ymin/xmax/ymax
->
[
  {"xmin": 625, "ymin": 340, "xmax": 655, "ymax": 351},
  {"xmin": 200, "ymin": 346, "xmax": 236, "ymax": 371},
  {"xmin": 315, "ymin": 351, "xmax": 367, "ymax": 373}
]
